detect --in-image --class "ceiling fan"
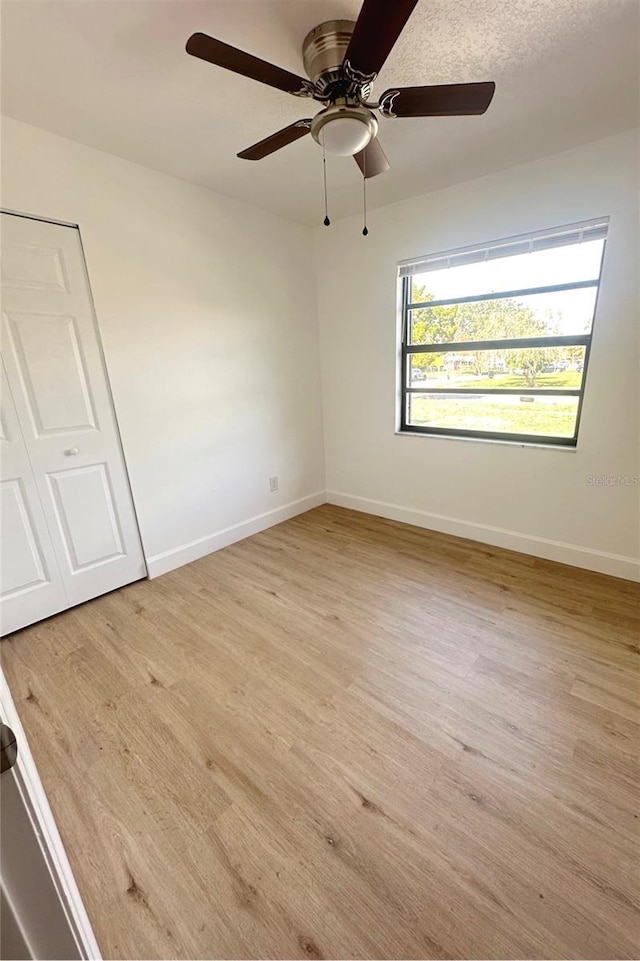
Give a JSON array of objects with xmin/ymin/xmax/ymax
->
[{"xmin": 186, "ymin": 0, "xmax": 495, "ymax": 180}]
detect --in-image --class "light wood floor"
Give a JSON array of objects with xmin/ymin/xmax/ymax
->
[{"xmin": 2, "ymin": 505, "xmax": 639, "ymax": 960}]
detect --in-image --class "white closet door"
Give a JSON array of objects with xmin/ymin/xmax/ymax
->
[
  {"xmin": 0, "ymin": 361, "xmax": 68, "ymax": 634},
  {"xmin": 1, "ymin": 213, "xmax": 146, "ymax": 631}
]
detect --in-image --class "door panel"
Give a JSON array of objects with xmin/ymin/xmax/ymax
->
[
  {"xmin": 1, "ymin": 479, "xmax": 48, "ymax": 594},
  {"xmin": 1, "ymin": 239, "xmax": 69, "ymax": 293},
  {"xmin": 0, "ymin": 364, "xmax": 67, "ymax": 634},
  {"xmin": 3, "ymin": 312, "xmax": 97, "ymax": 435},
  {"xmin": 47, "ymin": 463, "xmax": 124, "ymax": 570},
  {"xmin": 1, "ymin": 213, "xmax": 146, "ymax": 630}
]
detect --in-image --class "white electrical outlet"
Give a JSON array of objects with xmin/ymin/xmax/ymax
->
[{"xmin": 269, "ymin": 476, "xmax": 279, "ymax": 493}]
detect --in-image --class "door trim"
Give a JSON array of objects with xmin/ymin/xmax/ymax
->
[
  {"xmin": 1, "ymin": 207, "xmax": 79, "ymax": 230},
  {"xmin": 0, "ymin": 670, "xmax": 102, "ymax": 960}
]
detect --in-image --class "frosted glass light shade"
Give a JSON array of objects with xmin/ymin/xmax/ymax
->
[{"xmin": 321, "ymin": 117, "xmax": 372, "ymax": 156}]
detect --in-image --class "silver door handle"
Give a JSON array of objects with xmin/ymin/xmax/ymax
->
[{"xmin": 64, "ymin": 447, "xmax": 79, "ymax": 456}]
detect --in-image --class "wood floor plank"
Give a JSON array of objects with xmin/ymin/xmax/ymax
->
[{"xmin": 2, "ymin": 504, "xmax": 639, "ymax": 959}]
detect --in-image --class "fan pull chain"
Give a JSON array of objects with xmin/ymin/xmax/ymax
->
[
  {"xmin": 362, "ymin": 152, "xmax": 369, "ymax": 236},
  {"xmin": 322, "ymin": 135, "xmax": 330, "ymax": 227}
]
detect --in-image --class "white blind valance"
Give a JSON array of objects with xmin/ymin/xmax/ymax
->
[{"xmin": 398, "ymin": 218, "xmax": 609, "ymax": 278}]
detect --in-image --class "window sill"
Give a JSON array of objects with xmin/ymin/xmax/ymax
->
[{"xmin": 395, "ymin": 429, "xmax": 578, "ymax": 451}]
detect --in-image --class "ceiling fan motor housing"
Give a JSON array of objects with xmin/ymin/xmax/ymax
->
[
  {"xmin": 303, "ymin": 19, "xmax": 377, "ymax": 157},
  {"xmin": 302, "ymin": 20, "xmax": 356, "ymax": 95}
]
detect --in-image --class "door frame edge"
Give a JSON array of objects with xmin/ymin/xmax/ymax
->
[
  {"xmin": 0, "ymin": 669, "xmax": 102, "ymax": 960},
  {"xmin": 1, "ymin": 207, "xmax": 79, "ymax": 229},
  {"xmin": 74, "ymin": 223, "xmax": 150, "ymax": 579}
]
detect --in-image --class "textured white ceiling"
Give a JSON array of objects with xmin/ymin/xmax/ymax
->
[{"xmin": 1, "ymin": 0, "xmax": 638, "ymax": 225}]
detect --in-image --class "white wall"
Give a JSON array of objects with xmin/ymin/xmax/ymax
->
[
  {"xmin": 1, "ymin": 116, "xmax": 325, "ymax": 574},
  {"xmin": 2, "ymin": 118, "xmax": 637, "ymax": 581},
  {"xmin": 315, "ymin": 130, "xmax": 640, "ymax": 580}
]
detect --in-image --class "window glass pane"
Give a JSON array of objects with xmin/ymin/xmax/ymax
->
[
  {"xmin": 409, "ymin": 238, "xmax": 604, "ymax": 302},
  {"xmin": 409, "ymin": 287, "xmax": 597, "ymax": 345},
  {"xmin": 406, "ymin": 393, "xmax": 579, "ymax": 438},
  {"xmin": 408, "ymin": 346, "xmax": 586, "ymax": 390}
]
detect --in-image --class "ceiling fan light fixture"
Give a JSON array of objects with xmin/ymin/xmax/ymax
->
[
  {"xmin": 321, "ymin": 117, "xmax": 372, "ymax": 156},
  {"xmin": 311, "ymin": 103, "xmax": 378, "ymax": 156}
]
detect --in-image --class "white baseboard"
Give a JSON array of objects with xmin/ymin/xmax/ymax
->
[
  {"xmin": 145, "ymin": 491, "xmax": 326, "ymax": 579},
  {"xmin": 326, "ymin": 490, "xmax": 640, "ymax": 582},
  {"xmin": 145, "ymin": 487, "xmax": 639, "ymax": 582}
]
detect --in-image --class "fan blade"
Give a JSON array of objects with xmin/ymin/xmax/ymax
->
[
  {"xmin": 186, "ymin": 33, "xmax": 312, "ymax": 96},
  {"xmin": 379, "ymin": 82, "xmax": 496, "ymax": 118},
  {"xmin": 343, "ymin": 0, "xmax": 419, "ymax": 80},
  {"xmin": 237, "ymin": 121, "xmax": 312, "ymax": 161},
  {"xmin": 354, "ymin": 137, "xmax": 390, "ymax": 178}
]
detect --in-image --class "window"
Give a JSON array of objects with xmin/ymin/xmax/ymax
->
[{"xmin": 399, "ymin": 219, "xmax": 608, "ymax": 446}]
